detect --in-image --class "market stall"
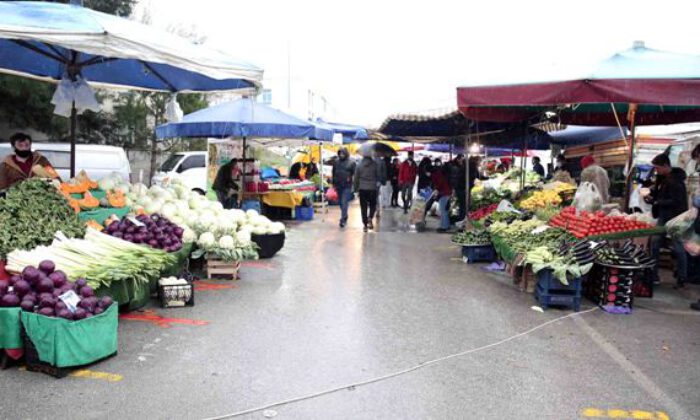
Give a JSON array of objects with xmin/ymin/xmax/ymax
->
[{"xmin": 156, "ymin": 99, "xmax": 334, "ymax": 221}]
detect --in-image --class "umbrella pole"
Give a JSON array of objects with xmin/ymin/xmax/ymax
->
[
  {"xmin": 70, "ymin": 101, "xmax": 77, "ymax": 178},
  {"xmin": 241, "ymin": 136, "xmax": 247, "ymax": 209},
  {"xmin": 464, "ymin": 135, "xmax": 470, "ymax": 228},
  {"xmin": 319, "ymin": 140, "xmax": 326, "ymax": 220},
  {"xmin": 623, "ymin": 104, "xmax": 638, "ymax": 212}
]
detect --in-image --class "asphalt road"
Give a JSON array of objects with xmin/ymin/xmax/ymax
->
[{"xmin": 2, "ymin": 205, "xmax": 699, "ymax": 420}]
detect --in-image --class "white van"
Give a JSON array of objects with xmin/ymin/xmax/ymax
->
[
  {"xmin": 0, "ymin": 142, "xmax": 130, "ymax": 182},
  {"xmin": 151, "ymin": 151, "xmax": 208, "ymax": 194}
]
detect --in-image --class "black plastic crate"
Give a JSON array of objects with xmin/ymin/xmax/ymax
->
[
  {"xmin": 157, "ymin": 282, "xmax": 195, "ymax": 308},
  {"xmin": 461, "ymin": 245, "xmax": 496, "ymax": 264}
]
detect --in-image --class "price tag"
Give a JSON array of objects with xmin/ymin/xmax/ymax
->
[
  {"xmin": 531, "ymin": 225, "xmax": 550, "ymax": 234},
  {"xmin": 589, "ymin": 241, "xmax": 598, "ymax": 249},
  {"xmin": 127, "ymin": 216, "xmax": 146, "ymax": 227},
  {"xmin": 59, "ymin": 290, "xmax": 82, "ymax": 314}
]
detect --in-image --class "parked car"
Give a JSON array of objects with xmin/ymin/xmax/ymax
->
[
  {"xmin": 0, "ymin": 142, "xmax": 130, "ymax": 182},
  {"xmin": 151, "ymin": 151, "xmax": 207, "ymax": 194}
]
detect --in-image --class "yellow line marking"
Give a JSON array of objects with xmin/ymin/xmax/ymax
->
[
  {"xmin": 449, "ymin": 257, "xmax": 463, "ymax": 262},
  {"xmin": 70, "ymin": 369, "xmax": 123, "ymax": 382},
  {"xmin": 581, "ymin": 408, "xmax": 669, "ymax": 419}
]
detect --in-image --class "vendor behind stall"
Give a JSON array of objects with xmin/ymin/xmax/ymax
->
[
  {"xmin": 580, "ymin": 155, "xmax": 610, "ymax": 203},
  {"xmin": 0, "ymin": 132, "xmax": 55, "ymax": 191},
  {"xmin": 551, "ymin": 154, "xmax": 574, "ymax": 184},
  {"xmin": 213, "ymin": 158, "xmax": 241, "ymax": 209},
  {"xmin": 647, "ymin": 153, "xmax": 688, "ymax": 288}
]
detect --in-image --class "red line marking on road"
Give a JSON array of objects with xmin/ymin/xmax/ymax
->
[
  {"xmin": 241, "ymin": 261, "xmax": 275, "ymax": 270},
  {"xmin": 119, "ymin": 310, "xmax": 209, "ymax": 328},
  {"xmin": 194, "ymin": 281, "xmax": 237, "ymax": 291}
]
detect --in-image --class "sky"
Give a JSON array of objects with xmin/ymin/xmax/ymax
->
[{"xmin": 134, "ymin": 0, "xmax": 700, "ymax": 128}]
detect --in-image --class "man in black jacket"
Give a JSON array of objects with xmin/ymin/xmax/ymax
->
[
  {"xmin": 647, "ymin": 154, "xmax": 688, "ymax": 287},
  {"xmin": 332, "ymin": 148, "xmax": 356, "ymax": 228}
]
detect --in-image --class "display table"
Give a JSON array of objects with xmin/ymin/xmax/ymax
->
[
  {"xmin": 71, "ymin": 189, "xmax": 130, "ymax": 224},
  {"xmin": 0, "ymin": 307, "xmax": 22, "ymax": 350},
  {"xmin": 262, "ymin": 190, "xmax": 307, "ymax": 209}
]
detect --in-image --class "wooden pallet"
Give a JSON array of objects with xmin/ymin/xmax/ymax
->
[{"xmin": 206, "ymin": 259, "xmax": 241, "ymax": 280}]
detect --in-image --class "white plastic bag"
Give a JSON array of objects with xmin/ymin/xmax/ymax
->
[
  {"xmin": 667, "ymin": 207, "xmax": 697, "ymax": 237},
  {"xmin": 496, "ymin": 199, "xmax": 521, "ymax": 214},
  {"xmin": 573, "ymin": 182, "xmax": 603, "ymax": 213}
]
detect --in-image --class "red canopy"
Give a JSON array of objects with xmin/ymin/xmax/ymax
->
[{"xmin": 457, "ymin": 43, "xmax": 700, "ymax": 126}]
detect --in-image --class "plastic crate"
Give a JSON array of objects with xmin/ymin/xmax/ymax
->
[
  {"xmin": 157, "ymin": 281, "xmax": 195, "ymax": 308},
  {"xmin": 536, "ymin": 269, "xmax": 582, "ymax": 293},
  {"xmin": 295, "ymin": 205, "xmax": 314, "ymax": 221},
  {"xmin": 535, "ymin": 289, "xmax": 582, "ymax": 312},
  {"xmin": 242, "ymin": 199, "xmax": 262, "ymax": 213},
  {"xmin": 461, "ymin": 245, "xmax": 496, "ymax": 264}
]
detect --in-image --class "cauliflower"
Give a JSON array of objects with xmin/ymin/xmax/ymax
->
[
  {"xmin": 218, "ymin": 235, "xmax": 235, "ymax": 249},
  {"xmin": 197, "ymin": 232, "xmax": 216, "ymax": 249},
  {"xmin": 236, "ymin": 231, "xmax": 252, "ymax": 245},
  {"xmin": 182, "ymin": 228, "xmax": 197, "ymax": 243}
]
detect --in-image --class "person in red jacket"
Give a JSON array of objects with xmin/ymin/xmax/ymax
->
[
  {"xmin": 398, "ymin": 151, "xmax": 418, "ymax": 214},
  {"xmin": 431, "ymin": 159, "xmax": 453, "ymax": 232}
]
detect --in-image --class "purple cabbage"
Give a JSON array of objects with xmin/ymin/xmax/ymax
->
[{"xmin": 38, "ymin": 260, "xmax": 55, "ymax": 275}]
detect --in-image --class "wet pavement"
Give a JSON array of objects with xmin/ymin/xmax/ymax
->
[{"xmin": 2, "ymin": 204, "xmax": 699, "ymax": 420}]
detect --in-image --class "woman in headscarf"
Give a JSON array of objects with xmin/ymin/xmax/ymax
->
[{"xmin": 579, "ymin": 155, "xmax": 610, "ymax": 203}]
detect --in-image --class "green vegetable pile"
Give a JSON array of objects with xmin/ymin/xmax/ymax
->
[
  {"xmin": 452, "ymin": 229, "xmax": 491, "ymax": 246},
  {"xmin": 0, "ymin": 179, "xmax": 85, "ymax": 259},
  {"xmin": 484, "ymin": 210, "xmax": 533, "ymax": 226},
  {"xmin": 489, "ymin": 220, "xmax": 574, "ymax": 254},
  {"xmin": 522, "ymin": 246, "xmax": 593, "ymax": 285},
  {"xmin": 534, "ymin": 205, "xmax": 560, "ymax": 222}
]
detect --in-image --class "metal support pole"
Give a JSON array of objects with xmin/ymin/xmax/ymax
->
[
  {"xmin": 623, "ymin": 104, "xmax": 638, "ymax": 212},
  {"xmin": 69, "ymin": 103, "xmax": 77, "ymax": 178},
  {"xmin": 240, "ymin": 136, "xmax": 247, "ymax": 207}
]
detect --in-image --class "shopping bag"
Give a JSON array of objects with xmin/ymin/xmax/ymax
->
[
  {"xmin": 325, "ymin": 187, "xmax": 338, "ymax": 202},
  {"xmin": 573, "ymin": 182, "xmax": 602, "ymax": 213},
  {"xmin": 667, "ymin": 207, "xmax": 697, "ymax": 237},
  {"xmin": 496, "ymin": 200, "xmax": 521, "ymax": 214}
]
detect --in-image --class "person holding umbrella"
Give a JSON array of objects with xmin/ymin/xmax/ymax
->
[
  {"xmin": 354, "ymin": 151, "xmax": 381, "ymax": 232},
  {"xmin": 0, "ymin": 133, "xmax": 56, "ymax": 191}
]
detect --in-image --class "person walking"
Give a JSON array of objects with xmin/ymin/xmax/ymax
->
[
  {"xmin": 431, "ymin": 159, "xmax": 453, "ymax": 232},
  {"xmin": 398, "ymin": 151, "xmax": 418, "ymax": 214},
  {"xmin": 354, "ymin": 154, "xmax": 380, "ymax": 232},
  {"xmin": 378, "ymin": 156, "xmax": 393, "ymax": 212},
  {"xmin": 332, "ymin": 147, "xmax": 356, "ymax": 228},
  {"xmin": 646, "ymin": 153, "xmax": 688, "ymax": 288},
  {"xmin": 390, "ymin": 158, "xmax": 401, "ymax": 207},
  {"xmin": 450, "ymin": 154, "xmax": 467, "ymax": 222},
  {"xmin": 532, "ymin": 156, "xmax": 545, "ymax": 178},
  {"xmin": 417, "ymin": 156, "xmax": 433, "ymax": 192},
  {"xmin": 580, "ymin": 155, "xmax": 611, "ymax": 203}
]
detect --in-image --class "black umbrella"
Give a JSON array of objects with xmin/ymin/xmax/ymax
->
[{"xmin": 357, "ymin": 142, "xmax": 398, "ymax": 158}]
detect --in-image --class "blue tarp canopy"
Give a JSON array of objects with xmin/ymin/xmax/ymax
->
[
  {"xmin": 549, "ymin": 126, "xmax": 627, "ymax": 146},
  {"xmin": 156, "ymin": 99, "xmax": 334, "ymax": 141},
  {"xmin": 314, "ymin": 118, "xmax": 368, "ymax": 141},
  {"xmin": 0, "ymin": 1, "xmax": 263, "ymax": 92}
]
